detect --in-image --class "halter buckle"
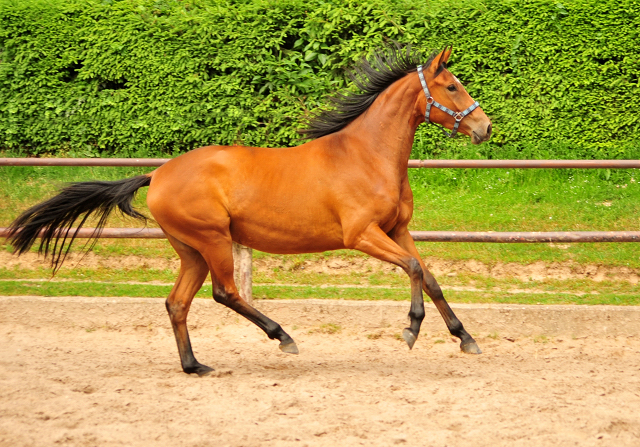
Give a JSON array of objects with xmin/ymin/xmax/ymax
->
[
  {"xmin": 426, "ymin": 96, "xmax": 434, "ymax": 105},
  {"xmin": 453, "ymin": 112, "xmax": 464, "ymax": 121}
]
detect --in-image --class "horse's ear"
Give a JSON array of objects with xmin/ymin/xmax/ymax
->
[
  {"xmin": 427, "ymin": 46, "xmax": 453, "ymax": 77},
  {"xmin": 441, "ymin": 45, "xmax": 453, "ymax": 64}
]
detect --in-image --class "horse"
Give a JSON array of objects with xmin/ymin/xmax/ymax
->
[{"xmin": 7, "ymin": 46, "xmax": 492, "ymax": 376}]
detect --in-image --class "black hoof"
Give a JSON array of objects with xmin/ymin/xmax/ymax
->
[
  {"xmin": 402, "ymin": 328, "xmax": 417, "ymax": 350},
  {"xmin": 460, "ymin": 341, "xmax": 482, "ymax": 354},
  {"xmin": 183, "ymin": 363, "xmax": 215, "ymax": 376},
  {"xmin": 279, "ymin": 341, "xmax": 299, "ymax": 354}
]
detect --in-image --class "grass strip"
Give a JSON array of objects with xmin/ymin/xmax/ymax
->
[
  {"xmin": 2, "ymin": 280, "xmax": 638, "ymax": 306},
  {"xmin": 4, "ymin": 266, "xmax": 639, "ymax": 297},
  {"xmin": 0, "ymin": 280, "xmax": 176, "ymax": 299}
]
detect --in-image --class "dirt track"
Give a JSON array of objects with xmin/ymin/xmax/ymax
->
[{"xmin": 1, "ymin": 296, "xmax": 639, "ymax": 447}]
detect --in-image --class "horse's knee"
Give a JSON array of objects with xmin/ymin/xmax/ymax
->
[
  {"xmin": 423, "ymin": 274, "xmax": 444, "ymax": 299},
  {"xmin": 407, "ymin": 258, "xmax": 423, "ymax": 282},
  {"xmin": 165, "ymin": 299, "xmax": 189, "ymax": 322}
]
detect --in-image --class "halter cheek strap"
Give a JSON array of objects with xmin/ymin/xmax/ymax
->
[{"xmin": 416, "ymin": 65, "xmax": 480, "ymax": 138}]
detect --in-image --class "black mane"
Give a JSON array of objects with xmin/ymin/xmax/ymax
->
[{"xmin": 299, "ymin": 45, "xmax": 437, "ymax": 140}]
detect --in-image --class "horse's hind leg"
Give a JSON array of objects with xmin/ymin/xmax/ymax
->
[
  {"xmin": 165, "ymin": 234, "xmax": 213, "ymax": 376},
  {"xmin": 201, "ymin": 234, "xmax": 299, "ymax": 354}
]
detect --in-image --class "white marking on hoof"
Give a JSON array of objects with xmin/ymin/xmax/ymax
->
[
  {"xmin": 460, "ymin": 342, "xmax": 482, "ymax": 354},
  {"xmin": 402, "ymin": 328, "xmax": 417, "ymax": 350},
  {"xmin": 279, "ymin": 342, "xmax": 299, "ymax": 355}
]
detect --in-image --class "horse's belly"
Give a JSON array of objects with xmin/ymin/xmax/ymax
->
[{"xmin": 230, "ymin": 218, "xmax": 345, "ymax": 254}]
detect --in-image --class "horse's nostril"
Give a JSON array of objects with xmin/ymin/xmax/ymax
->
[{"xmin": 487, "ymin": 123, "xmax": 492, "ymax": 135}]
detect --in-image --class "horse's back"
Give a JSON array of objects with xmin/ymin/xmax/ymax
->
[{"xmin": 146, "ymin": 144, "xmax": 347, "ymax": 253}]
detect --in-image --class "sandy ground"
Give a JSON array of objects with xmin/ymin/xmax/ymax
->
[{"xmin": 1, "ymin": 297, "xmax": 639, "ymax": 447}]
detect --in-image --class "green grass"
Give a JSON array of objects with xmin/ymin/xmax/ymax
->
[
  {"xmin": 0, "ymin": 280, "xmax": 176, "ymax": 299},
  {"xmin": 0, "ymin": 267, "xmax": 179, "ymax": 283},
  {"xmin": 2, "ymin": 280, "xmax": 638, "ymax": 306}
]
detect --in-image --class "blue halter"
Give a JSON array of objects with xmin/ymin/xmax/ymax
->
[{"xmin": 416, "ymin": 65, "xmax": 480, "ymax": 138}]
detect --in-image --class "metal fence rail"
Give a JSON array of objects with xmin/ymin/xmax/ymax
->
[
  {"xmin": 3, "ymin": 158, "xmax": 640, "ymax": 169},
  {"xmin": 0, "ymin": 158, "xmax": 171, "ymax": 167},
  {"xmin": 406, "ymin": 159, "xmax": 640, "ymax": 169}
]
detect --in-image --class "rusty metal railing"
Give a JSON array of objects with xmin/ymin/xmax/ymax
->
[
  {"xmin": 0, "ymin": 158, "xmax": 170, "ymax": 167},
  {"xmin": 3, "ymin": 158, "xmax": 640, "ymax": 169},
  {"xmin": 407, "ymin": 159, "xmax": 640, "ymax": 169}
]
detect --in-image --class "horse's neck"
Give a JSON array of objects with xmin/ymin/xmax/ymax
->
[{"xmin": 343, "ymin": 74, "xmax": 422, "ymax": 166}]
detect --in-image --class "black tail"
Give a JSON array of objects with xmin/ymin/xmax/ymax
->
[{"xmin": 7, "ymin": 175, "xmax": 151, "ymax": 273}]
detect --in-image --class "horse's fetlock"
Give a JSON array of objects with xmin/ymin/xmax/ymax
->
[
  {"xmin": 448, "ymin": 320, "xmax": 466, "ymax": 338},
  {"xmin": 265, "ymin": 323, "xmax": 283, "ymax": 340},
  {"xmin": 409, "ymin": 308, "xmax": 425, "ymax": 323}
]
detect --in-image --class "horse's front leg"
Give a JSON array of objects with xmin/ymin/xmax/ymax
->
[
  {"xmin": 391, "ymin": 227, "xmax": 481, "ymax": 354},
  {"xmin": 346, "ymin": 224, "xmax": 425, "ymax": 349}
]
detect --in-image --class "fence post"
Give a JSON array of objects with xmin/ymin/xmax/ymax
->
[{"xmin": 232, "ymin": 242, "xmax": 253, "ymax": 305}]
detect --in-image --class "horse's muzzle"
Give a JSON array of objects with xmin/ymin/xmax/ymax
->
[{"xmin": 472, "ymin": 123, "xmax": 492, "ymax": 144}]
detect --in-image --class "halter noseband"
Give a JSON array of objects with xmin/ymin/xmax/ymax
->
[{"xmin": 416, "ymin": 65, "xmax": 480, "ymax": 138}]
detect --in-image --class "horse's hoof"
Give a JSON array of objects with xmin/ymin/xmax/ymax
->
[
  {"xmin": 279, "ymin": 341, "xmax": 299, "ymax": 355},
  {"xmin": 460, "ymin": 341, "xmax": 482, "ymax": 354},
  {"xmin": 184, "ymin": 363, "xmax": 215, "ymax": 377},
  {"xmin": 402, "ymin": 328, "xmax": 417, "ymax": 350},
  {"xmin": 196, "ymin": 367, "xmax": 215, "ymax": 377}
]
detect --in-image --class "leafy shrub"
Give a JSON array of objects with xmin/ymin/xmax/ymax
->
[{"xmin": 0, "ymin": 0, "xmax": 639, "ymax": 158}]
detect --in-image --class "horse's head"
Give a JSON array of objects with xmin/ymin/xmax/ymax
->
[{"xmin": 417, "ymin": 47, "xmax": 492, "ymax": 144}]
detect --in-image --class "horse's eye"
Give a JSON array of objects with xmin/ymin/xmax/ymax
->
[{"xmin": 447, "ymin": 84, "xmax": 457, "ymax": 92}]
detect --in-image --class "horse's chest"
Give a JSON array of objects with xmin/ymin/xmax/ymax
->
[
  {"xmin": 367, "ymin": 182, "xmax": 411, "ymax": 232},
  {"xmin": 378, "ymin": 204, "xmax": 402, "ymax": 232},
  {"xmin": 371, "ymin": 193, "xmax": 406, "ymax": 231}
]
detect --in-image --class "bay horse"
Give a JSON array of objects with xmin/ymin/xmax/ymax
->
[{"xmin": 7, "ymin": 46, "xmax": 492, "ymax": 376}]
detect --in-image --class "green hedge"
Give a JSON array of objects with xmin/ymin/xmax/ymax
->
[{"xmin": 1, "ymin": 0, "xmax": 639, "ymax": 158}]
